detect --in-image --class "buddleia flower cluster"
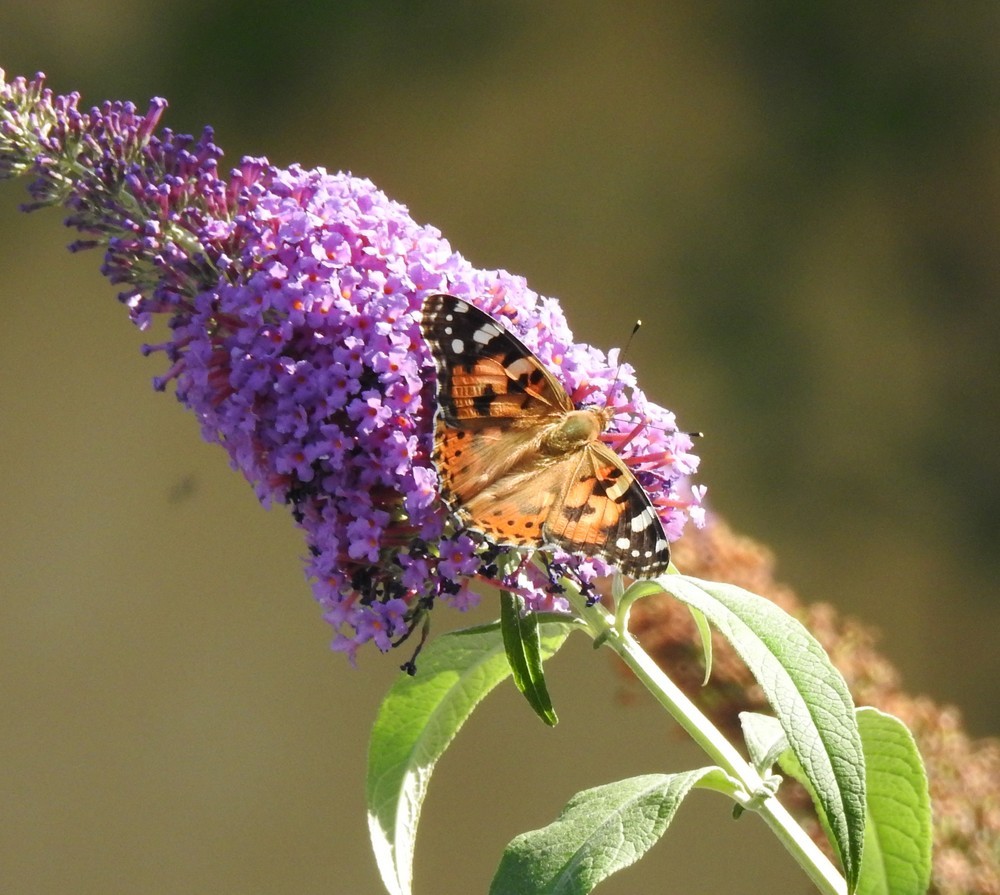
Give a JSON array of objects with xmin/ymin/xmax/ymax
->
[{"xmin": 1, "ymin": 70, "xmax": 705, "ymax": 662}]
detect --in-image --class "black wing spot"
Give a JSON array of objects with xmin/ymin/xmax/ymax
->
[
  {"xmin": 472, "ymin": 385, "xmax": 498, "ymax": 416},
  {"xmin": 561, "ymin": 502, "xmax": 596, "ymax": 522},
  {"xmin": 511, "ymin": 368, "xmax": 545, "ymax": 393},
  {"xmin": 501, "ymin": 349, "xmax": 524, "ymax": 368}
]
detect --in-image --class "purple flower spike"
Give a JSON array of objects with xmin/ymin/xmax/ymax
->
[{"xmin": 1, "ymin": 70, "xmax": 705, "ymax": 660}]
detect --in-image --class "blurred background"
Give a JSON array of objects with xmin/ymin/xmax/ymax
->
[{"xmin": 1, "ymin": 3, "xmax": 997, "ymax": 893}]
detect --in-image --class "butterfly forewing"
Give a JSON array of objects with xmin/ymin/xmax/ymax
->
[
  {"xmin": 422, "ymin": 295, "xmax": 572, "ymax": 423},
  {"xmin": 421, "ymin": 293, "xmax": 671, "ymax": 580}
]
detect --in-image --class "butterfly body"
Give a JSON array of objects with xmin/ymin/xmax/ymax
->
[{"xmin": 420, "ymin": 294, "xmax": 670, "ymax": 579}]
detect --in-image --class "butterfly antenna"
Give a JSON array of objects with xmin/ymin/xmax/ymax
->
[
  {"xmin": 604, "ymin": 318, "xmax": 642, "ymax": 409},
  {"xmin": 602, "ymin": 320, "xmax": 706, "ymax": 441}
]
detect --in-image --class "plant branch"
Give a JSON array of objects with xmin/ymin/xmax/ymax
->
[{"xmin": 564, "ymin": 585, "xmax": 848, "ymax": 895}]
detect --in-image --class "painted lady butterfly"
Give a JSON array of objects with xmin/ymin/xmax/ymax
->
[{"xmin": 421, "ymin": 294, "xmax": 670, "ymax": 579}]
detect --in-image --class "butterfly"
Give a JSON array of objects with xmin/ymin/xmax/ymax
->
[{"xmin": 420, "ymin": 293, "xmax": 670, "ymax": 579}]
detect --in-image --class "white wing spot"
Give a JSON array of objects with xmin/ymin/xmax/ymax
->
[
  {"xmin": 506, "ymin": 358, "xmax": 536, "ymax": 377},
  {"xmin": 450, "ymin": 338, "xmax": 465, "ymax": 355},
  {"xmin": 606, "ymin": 477, "xmax": 629, "ymax": 500},
  {"xmin": 472, "ymin": 323, "xmax": 502, "ymax": 345},
  {"xmin": 615, "ymin": 536, "xmax": 630, "ymax": 551},
  {"xmin": 630, "ymin": 506, "xmax": 655, "ymax": 532}
]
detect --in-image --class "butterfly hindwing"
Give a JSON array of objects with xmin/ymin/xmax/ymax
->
[
  {"xmin": 433, "ymin": 422, "xmax": 538, "ymax": 517},
  {"xmin": 543, "ymin": 442, "xmax": 670, "ymax": 578},
  {"xmin": 421, "ymin": 293, "xmax": 671, "ymax": 579}
]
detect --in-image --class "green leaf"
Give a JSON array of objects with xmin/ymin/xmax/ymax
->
[
  {"xmin": 367, "ymin": 621, "xmax": 573, "ymax": 895},
  {"xmin": 489, "ymin": 768, "xmax": 728, "ymax": 895},
  {"xmin": 688, "ymin": 604, "xmax": 714, "ymax": 685},
  {"xmin": 501, "ymin": 591, "xmax": 558, "ymax": 726},
  {"xmin": 655, "ymin": 575, "xmax": 866, "ymax": 891},
  {"xmin": 618, "ymin": 577, "xmax": 714, "ymax": 682},
  {"xmin": 854, "ymin": 708, "xmax": 932, "ymax": 895},
  {"xmin": 739, "ymin": 711, "xmax": 789, "ymax": 775}
]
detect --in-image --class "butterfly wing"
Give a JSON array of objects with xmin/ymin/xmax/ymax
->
[
  {"xmin": 435, "ymin": 430, "xmax": 671, "ymax": 577},
  {"xmin": 421, "ymin": 294, "xmax": 573, "ymax": 425},
  {"xmin": 543, "ymin": 441, "xmax": 671, "ymax": 578},
  {"xmin": 436, "ymin": 436, "xmax": 571, "ymax": 547}
]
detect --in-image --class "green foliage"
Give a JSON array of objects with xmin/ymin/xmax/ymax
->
[
  {"xmin": 367, "ymin": 575, "xmax": 932, "ymax": 895},
  {"xmin": 366, "ymin": 620, "xmax": 572, "ymax": 895},
  {"xmin": 500, "ymin": 591, "xmax": 559, "ymax": 726},
  {"xmin": 854, "ymin": 708, "xmax": 932, "ymax": 895},
  {"xmin": 656, "ymin": 575, "xmax": 867, "ymax": 891},
  {"xmin": 739, "ymin": 711, "xmax": 789, "ymax": 775},
  {"xmin": 489, "ymin": 770, "xmax": 729, "ymax": 895}
]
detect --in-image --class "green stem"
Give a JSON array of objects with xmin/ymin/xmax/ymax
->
[{"xmin": 565, "ymin": 587, "xmax": 847, "ymax": 895}]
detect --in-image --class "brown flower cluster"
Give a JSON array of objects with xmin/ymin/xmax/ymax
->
[{"xmin": 622, "ymin": 518, "xmax": 1000, "ymax": 895}]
